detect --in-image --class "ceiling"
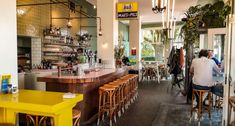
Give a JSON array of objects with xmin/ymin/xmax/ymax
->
[{"xmin": 87, "ymin": 0, "xmax": 198, "ymax": 24}]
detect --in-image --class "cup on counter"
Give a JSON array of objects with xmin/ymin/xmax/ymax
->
[{"xmin": 12, "ymin": 86, "xmax": 18, "ymax": 94}]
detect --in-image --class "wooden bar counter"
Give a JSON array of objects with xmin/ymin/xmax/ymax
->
[{"xmin": 37, "ymin": 67, "xmax": 128, "ymax": 125}]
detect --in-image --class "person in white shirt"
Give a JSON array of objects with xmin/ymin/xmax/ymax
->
[
  {"xmin": 190, "ymin": 49, "xmax": 221, "ymax": 88},
  {"xmin": 190, "ymin": 49, "xmax": 221, "ymax": 107}
]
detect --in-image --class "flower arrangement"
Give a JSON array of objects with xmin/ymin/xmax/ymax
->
[
  {"xmin": 114, "ymin": 45, "xmax": 125, "ymax": 68},
  {"xmin": 114, "ymin": 45, "xmax": 125, "ymax": 60}
]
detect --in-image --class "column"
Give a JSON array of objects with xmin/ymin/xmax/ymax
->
[
  {"xmin": 97, "ymin": 0, "xmax": 118, "ymax": 69},
  {"xmin": 223, "ymin": 0, "xmax": 235, "ymax": 125},
  {"xmin": 0, "ymin": 1, "xmax": 17, "ymax": 86},
  {"xmin": 129, "ymin": 17, "xmax": 141, "ymax": 68}
]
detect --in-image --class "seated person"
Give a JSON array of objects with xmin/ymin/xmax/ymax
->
[
  {"xmin": 190, "ymin": 49, "xmax": 222, "ymax": 107},
  {"xmin": 208, "ymin": 50, "xmax": 220, "ymax": 66},
  {"xmin": 211, "ymin": 83, "xmax": 223, "ymax": 97}
]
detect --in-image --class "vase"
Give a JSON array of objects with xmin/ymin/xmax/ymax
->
[{"xmin": 115, "ymin": 59, "xmax": 122, "ymax": 68}]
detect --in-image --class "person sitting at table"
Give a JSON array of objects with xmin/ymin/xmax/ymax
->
[
  {"xmin": 190, "ymin": 49, "xmax": 222, "ymax": 107},
  {"xmin": 208, "ymin": 50, "xmax": 220, "ymax": 66}
]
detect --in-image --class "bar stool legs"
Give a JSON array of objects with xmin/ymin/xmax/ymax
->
[
  {"xmin": 97, "ymin": 86, "xmax": 117, "ymax": 126},
  {"xmin": 26, "ymin": 115, "xmax": 52, "ymax": 126},
  {"xmin": 191, "ymin": 89, "xmax": 212, "ymax": 122},
  {"xmin": 97, "ymin": 74, "xmax": 139, "ymax": 126},
  {"xmin": 73, "ymin": 109, "xmax": 81, "ymax": 126},
  {"xmin": 26, "ymin": 109, "xmax": 80, "ymax": 126}
]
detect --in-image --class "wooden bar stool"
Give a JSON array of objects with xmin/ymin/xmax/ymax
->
[
  {"xmin": 73, "ymin": 109, "xmax": 81, "ymax": 126},
  {"xmin": 26, "ymin": 109, "xmax": 81, "ymax": 126},
  {"xmin": 97, "ymin": 86, "xmax": 117, "ymax": 126},
  {"xmin": 104, "ymin": 83, "xmax": 120, "ymax": 119},
  {"xmin": 110, "ymin": 81, "xmax": 126, "ymax": 113},
  {"xmin": 114, "ymin": 79, "xmax": 130, "ymax": 109},
  {"xmin": 229, "ymin": 96, "xmax": 235, "ymax": 125},
  {"xmin": 120, "ymin": 75, "xmax": 134, "ymax": 104},
  {"xmin": 127, "ymin": 74, "xmax": 138, "ymax": 100},
  {"xmin": 133, "ymin": 74, "xmax": 139, "ymax": 99},
  {"xmin": 26, "ymin": 115, "xmax": 52, "ymax": 126},
  {"xmin": 191, "ymin": 89, "xmax": 212, "ymax": 121}
]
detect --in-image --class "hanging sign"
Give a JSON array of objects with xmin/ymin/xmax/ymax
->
[{"xmin": 117, "ymin": 2, "xmax": 138, "ymax": 19}]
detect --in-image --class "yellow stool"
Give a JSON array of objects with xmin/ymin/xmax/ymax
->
[{"xmin": 191, "ymin": 89, "xmax": 212, "ymax": 121}]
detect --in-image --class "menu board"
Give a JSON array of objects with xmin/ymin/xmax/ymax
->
[{"xmin": 117, "ymin": 2, "xmax": 138, "ymax": 19}]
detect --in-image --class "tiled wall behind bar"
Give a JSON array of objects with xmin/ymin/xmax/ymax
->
[
  {"xmin": 17, "ymin": 0, "xmax": 85, "ymax": 37},
  {"xmin": 17, "ymin": 0, "xmax": 50, "ymax": 37},
  {"xmin": 17, "ymin": 0, "xmax": 97, "ymax": 50},
  {"xmin": 31, "ymin": 37, "xmax": 42, "ymax": 66}
]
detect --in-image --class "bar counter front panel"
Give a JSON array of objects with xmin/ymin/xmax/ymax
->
[{"xmin": 37, "ymin": 67, "xmax": 129, "ymax": 125}]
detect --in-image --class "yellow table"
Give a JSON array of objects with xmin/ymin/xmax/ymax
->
[{"xmin": 0, "ymin": 90, "xmax": 83, "ymax": 126}]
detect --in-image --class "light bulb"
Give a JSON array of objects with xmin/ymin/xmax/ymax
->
[
  {"xmin": 98, "ymin": 31, "xmax": 102, "ymax": 36},
  {"xmin": 67, "ymin": 20, "xmax": 72, "ymax": 28}
]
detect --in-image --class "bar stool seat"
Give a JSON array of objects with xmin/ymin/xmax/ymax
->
[{"xmin": 191, "ymin": 89, "xmax": 212, "ymax": 121}]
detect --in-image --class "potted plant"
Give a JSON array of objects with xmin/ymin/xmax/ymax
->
[{"xmin": 114, "ymin": 45, "xmax": 125, "ymax": 68}]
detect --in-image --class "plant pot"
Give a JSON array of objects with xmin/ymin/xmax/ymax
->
[{"xmin": 115, "ymin": 59, "xmax": 122, "ymax": 68}]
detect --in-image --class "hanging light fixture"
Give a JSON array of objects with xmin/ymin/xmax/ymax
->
[
  {"xmin": 67, "ymin": 19, "xmax": 72, "ymax": 28},
  {"xmin": 152, "ymin": 0, "xmax": 167, "ymax": 13},
  {"xmin": 159, "ymin": 0, "xmax": 176, "ymax": 39}
]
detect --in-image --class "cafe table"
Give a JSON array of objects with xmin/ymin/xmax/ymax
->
[{"xmin": 0, "ymin": 89, "xmax": 83, "ymax": 126}]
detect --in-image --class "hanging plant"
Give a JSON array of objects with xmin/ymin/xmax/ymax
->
[
  {"xmin": 180, "ymin": 5, "xmax": 203, "ymax": 49},
  {"xmin": 180, "ymin": 1, "xmax": 231, "ymax": 49}
]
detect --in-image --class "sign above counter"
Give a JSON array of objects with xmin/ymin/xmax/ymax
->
[{"xmin": 117, "ymin": 2, "xmax": 138, "ymax": 19}]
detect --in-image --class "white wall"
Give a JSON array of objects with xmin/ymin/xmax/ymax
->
[
  {"xmin": 97, "ymin": 0, "xmax": 118, "ymax": 68},
  {"xmin": 0, "ymin": 1, "xmax": 17, "ymax": 86},
  {"xmin": 129, "ymin": 18, "xmax": 141, "ymax": 68}
]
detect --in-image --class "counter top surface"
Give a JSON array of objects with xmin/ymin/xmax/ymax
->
[
  {"xmin": 30, "ymin": 69, "xmax": 58, "ymax": 73},
  {"xmin": 37, "ymin": 67, "xmax": 127, "ymax": 83}
]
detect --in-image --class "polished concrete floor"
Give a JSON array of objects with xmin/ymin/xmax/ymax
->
[{"xmin": 98, "ymin": 80, "xmax": 222, "ymax": 126}]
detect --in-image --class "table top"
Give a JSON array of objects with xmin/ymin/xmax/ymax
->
[{"xmin": 0, "ymin": 90, "xmax": 83, "ymax": 114}]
